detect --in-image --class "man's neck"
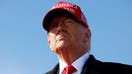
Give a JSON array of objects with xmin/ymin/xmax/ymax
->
[{"xmin": 59, "ymin": 51, "xmax": 90, "ymax": 74}]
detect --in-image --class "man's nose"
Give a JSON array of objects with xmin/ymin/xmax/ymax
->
[{"xmin": 56, "ymin": 22, "xmax": 65, "ymax": 32}]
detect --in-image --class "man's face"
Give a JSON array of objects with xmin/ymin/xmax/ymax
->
[{"xmin": 47, "ymin": 16, "xmax": 89, "ymax": 53}]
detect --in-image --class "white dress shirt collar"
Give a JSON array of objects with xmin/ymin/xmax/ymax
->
[{"xmin": 59, "ymin": 52, "xmax": 90, "ymax": 74}]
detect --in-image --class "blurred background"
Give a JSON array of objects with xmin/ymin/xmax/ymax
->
[{"xmin": 0, "ymin": 0, "xmax": 132, "ymax": 74}]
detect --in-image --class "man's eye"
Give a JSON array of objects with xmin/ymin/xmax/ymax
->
[
  {"xmin": 48, "ymin": 24, "xmax": 57, "ymax": 31},
  {"xmin": 64, "ymin": 19, "xmax": 73, "ymax": 25}
]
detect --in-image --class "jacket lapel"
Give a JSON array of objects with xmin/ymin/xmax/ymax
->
[{"xmin": 81, "ymin": 55, "xmax": 100, "ymax": 74}]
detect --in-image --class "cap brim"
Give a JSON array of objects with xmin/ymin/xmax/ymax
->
[{"xmin": 42, "ymin": 8, "xmax": 76, "ymax": 31}]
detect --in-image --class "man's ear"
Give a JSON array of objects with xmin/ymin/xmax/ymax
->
[{"xmin": 84, "ymin": 29, "xmax": 91, "ymax": 42}]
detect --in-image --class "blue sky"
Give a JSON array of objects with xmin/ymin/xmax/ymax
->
[{"xmin": 0, "ymin": 0, "xmax": 132, "ymax": 74}]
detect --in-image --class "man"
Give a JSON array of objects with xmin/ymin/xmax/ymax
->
[{"xmin": 42, "ymin": 1, "xmax": 132, "ymax": 74}]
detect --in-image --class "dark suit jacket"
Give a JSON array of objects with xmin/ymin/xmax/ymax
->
[{"xmin": 45, "ymin": 55, "xmax": 132, "ymax": 74}]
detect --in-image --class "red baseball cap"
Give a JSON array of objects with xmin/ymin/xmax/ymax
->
[{"xmin": 42, "ymin": 1, "xmax": 88, "ymax": 31}]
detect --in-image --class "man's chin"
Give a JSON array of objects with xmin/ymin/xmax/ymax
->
[
  {"xmin": 56, "ymin": 41, "xmax": 65, "ymax": 48},
  {"xmin": 56, "ymin": 41, "xmax": 69, "ymax": 49}
]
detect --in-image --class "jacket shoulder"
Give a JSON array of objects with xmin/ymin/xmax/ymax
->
[
  {"xmin": 102, "ymin": 62, "xmax": 132, "ymax": 73},
  {"xmin": 44, "ymin": 64, "xmax": 59, "ymax": 74},
  {"xmin": 45, "ymin": 70, "xmax": 53, "ymax": 74},
  {"xmin": 83, "ymin": 55, "xmax": 132, "ymax": 74}
]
